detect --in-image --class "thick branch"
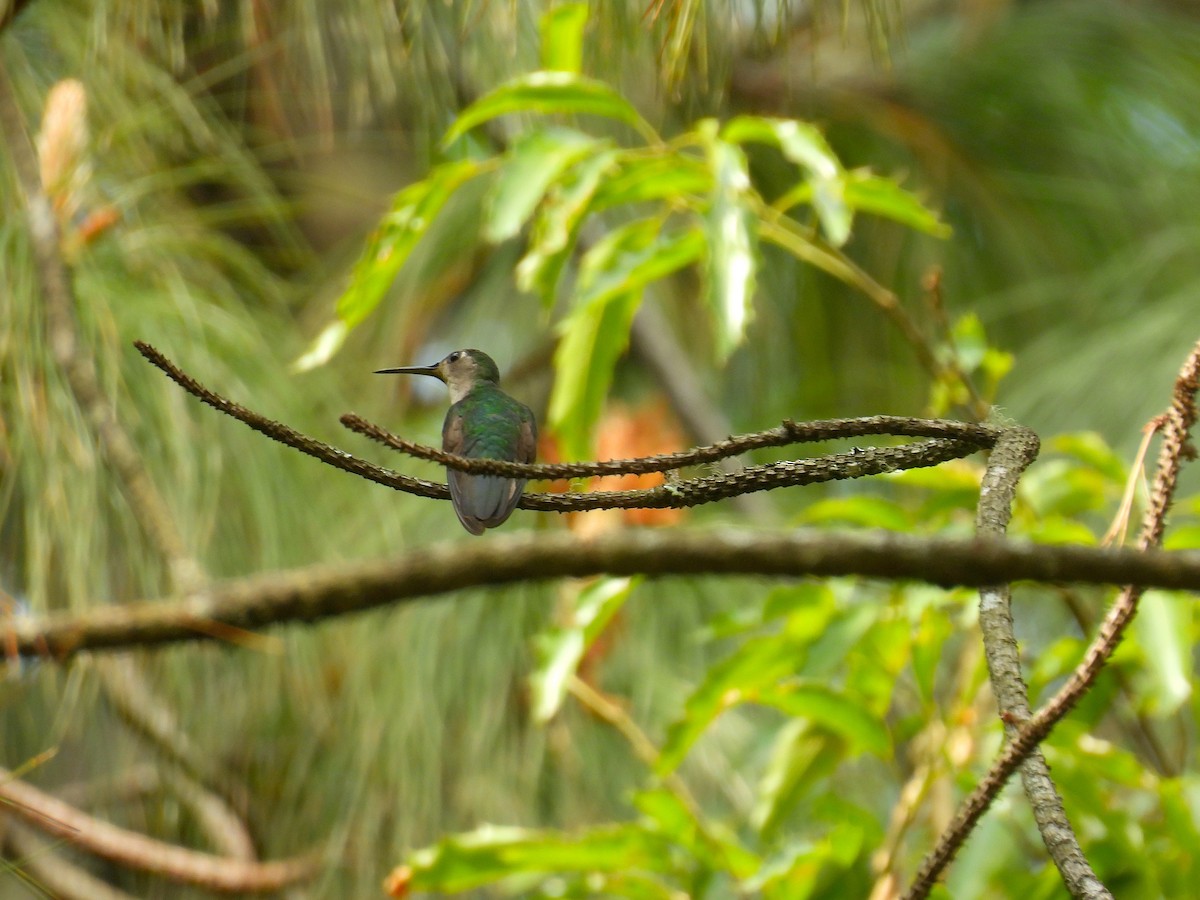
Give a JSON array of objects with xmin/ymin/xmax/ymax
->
[
  {"xmin": 6, "ymin": 528, "xmax": 1200, "ymax": 661},
  {"xmin": 974, "ymin": 429, "xmax": 1109, "ymax": 897}
]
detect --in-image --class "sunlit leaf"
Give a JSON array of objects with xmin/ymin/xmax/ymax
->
[
  {"xmin": 798, "ymin": 496, "xmax": 912, "ymax": 530},
  {"xmin": 722, "ymin": 116, "xmax": 840, "ymax": 180},
  {"xmin": 842, "ymin": 172, "xmax": 952, "ymax": 237},
  {"xmin": 704, "ymin": 137, "xmax": 757, "ymax": 359},
  {"xmin": 724, "ymin": 116, "xmax": 851, "ymax": 245},
  {"xmin": 540, "ymin": 2, "xmax": 589, "ymax": 74},
  {"xmin": 333, "ymin": 159, "xmax": 482, "ymax": 333},
  {"xmin": 911, "ymin": 606, "xmax": 953, "ymax": 707},
  {"xmin": 485, "ymin": 127, "xmax": 599, "ymax": 243},
  {"xmin": 443, "ymin": 71, "xmax": 660, "ymax": 147},
  {"xmin": 292, "ymin": 319, "xmax": 349, "ymax": 372},
  {"xmin": 530, "ymin": 576, "xmax": 639, "ymax": 722},
  {"xmin": 402, "ymin": 822, "xmax": 676, "ymax": 892},
  {"xmin": 1049, "ymin": 432, "xmax": 1128, "ymax": 483},
  {"xmin": 516, "ymin": 146, "xmax": 620, "ymax": 304}
]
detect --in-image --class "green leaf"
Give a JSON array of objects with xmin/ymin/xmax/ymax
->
[
  {"xmin": 549, "ymin": 218, "xmax": 703, "ymax": 458},
  {"xmin": 722, "ymin": 116, "xmax": 840, "ymax": 180},
  {"xmin": 704, "ymin": 138, "xmax": 757, "ymax": 359},
  {"xmin": 485, "ymin": 128, "xmax": 599, "ymax": 243},
  {"xmin": 1132, "ymin": 591, "xmax": 1192, "ymax": 715},
  {"xmin": 516, "ymin": 147, "xmax": 620, "ymax": 304},
  {"xmin": 757, "ymin": 682, "xmax": 891, "ymax": 756},
  {"xmin": 576, "ymin": 219, "xmax": 705, "ymax": 310},
  {"xmin": 657, "ymin": 633, "xmax": 799, "ymax": 774},
  {"xmin": 911, "ymin": 606, "xmax": 953, "ymax": 707},
  {"xmin": 633, "ymin": 788, "xmax": 761, "ymax": 880},
  {"xmin": 723, "ymin": 116, "xmax": 851, "ymax": 246},
  {"xmin": 592, "ymin": 152, "xmax": 711, "ymax": 209},
  {"xmin": 842, "ymin": 171, "xmax": 952, "ymax": 238},
  {"xmin": 798, "ymin": 496, "xmax": 912, "ymax": 530},
  {"xmin": 403, "ymin": 822, "xmax": 676, "ymax": 892},
  {"xmin": 443, "ymin": 71, "xmax": 660, "ymax": 147},
  {"xmin": 540, "ymin": 3, "xmax": 589, "ymax": 73},
  {"xmin": 751, "ymin": 720, "xmax": 841, "ymax": 839},
  {"xmin": 530, "ymin": 576, "xmax": 639, "ymax": 723},
  {"xmin": 549, "ymin": 290, "xmax": 641, "ymax": 462},
  {"xmin": 330, "ymin": 159, "xmax": 480, "ymax": 339},
  {"xmin": 1049, "ymin": 432, "xmax": 1128, "ymax": 484}
]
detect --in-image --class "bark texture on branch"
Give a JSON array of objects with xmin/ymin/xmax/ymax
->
[{"xmin": 7, "ymin": 528, "xmax": 1200, "ymax": 661}]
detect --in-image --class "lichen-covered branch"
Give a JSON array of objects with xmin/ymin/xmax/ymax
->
[{"xmin": 905, "ymin": 336, "xmax": 1200, "ymax": 899}]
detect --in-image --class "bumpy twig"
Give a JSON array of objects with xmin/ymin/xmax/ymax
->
[
  {"xmin": 905, "ymin": 337, "xmax": 1200, "ymax": 898},
  {"xmin": 137, "ymin": 341, "xmax": 997, "ymax": 509}
]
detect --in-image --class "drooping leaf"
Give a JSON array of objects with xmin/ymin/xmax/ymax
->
[
  {"xmin": 516, "ymin": 146, "xmax": 620, "ymax": 304},
  {"xmin": 530, "ymin": 576, "xmax": 639, "ymax": 723},
  {"xmin": 591, "ymin": 151, "xmax": 711, "ymax": 209},
  {"xmin": 704, "ymin": 137, "xmax": 757, "ymax": 359},
  {"xmin": 575, "ymin": 218, "xmax": 705, "ymax": 310},
  {"xmin": 751, "ymin": 720, "xmax": 841, "ymax": 840},
  {"xmin": 757, "ymin": 682, "xmax": 891, "ymax": 756},
  {"xmin": 1132, "ymin": 591, "xmax": 1192, "ymax": 715},
  {"xmin": 722, "ymin": 116, "xmax": 841, "ymax": 180},
  {"xmin": 443, "ymin": 71, "xmax": 659, "ymax": 147},
  {"xmin": 842, "ymin": 172, "xmax": 952, "ymax": 238},
  {"xmin": 301, "ymin": 159, "xmax": 482, "ymax": 371},
  {"xmin": 657, "ymin": 633, "xmax": 799, "ymax": 775},
  {"xmin": 485, "ymin": 127, "xmax": 599, "ymax": 244},
  {"xmin": 723, "ymin": 116, "xmax": 851, "ymax": 246},
  {"xmin": 540, "ymin": 2, "xmax": 589, "ymax": 74}
]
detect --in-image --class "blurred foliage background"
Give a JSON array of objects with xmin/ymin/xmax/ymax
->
[{"xmin": 1, "ymin": 0, "xmax": 1199, "ymax": 897}]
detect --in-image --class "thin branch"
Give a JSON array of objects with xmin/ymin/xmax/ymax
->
[
  {"xmin": 0, "ymin": 55, "xmax": 256, "ymax": 866},
  {"xmin": 905, "ymin": 336, "xmax": 1200, "ymax": 899},
  {"xmin": 3, "ymin": 823, "xmax": 139, "ymax": 900},
  {"xmin": 0, "ymin": 768, "xmax": 320, "ymax": 893},
  {"xmin": 7, "ymin": 528, "xmax": 1200, "ymax": 661},
  {"xmin": 0, "ymin": 64, "xmax": 201, "ymax": 591}
]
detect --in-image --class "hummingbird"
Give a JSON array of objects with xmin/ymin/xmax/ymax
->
[{"xmin": 376, "ymin": 349, "xmax": 537, "ymax": 535}]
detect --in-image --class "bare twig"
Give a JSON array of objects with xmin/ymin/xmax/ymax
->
[
  {"xmin": 0, "ymin": 768, "xmax": 321, "ymax": 893},
  {"xmin": 6, "ymin": 528, "xmax": 1200, "ymax": 661},
  {"xmin": 0, "ymin": 58, "xmax": 258, "ymax": 864},
  {"xmin": 905, "ymin": 337, "xmax": 1200, "ymax": 899},
  {"xmin": 3, "ymin": 822, "xmax": 139, "ymax": 900},
  {"xmin": 0, "ymin": 63, "xmax": 201, "ymax": 591}
]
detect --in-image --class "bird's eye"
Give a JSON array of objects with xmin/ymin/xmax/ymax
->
[{"xmin": 448, "ymin": 351, "xmax": 462, "ymax": 363}]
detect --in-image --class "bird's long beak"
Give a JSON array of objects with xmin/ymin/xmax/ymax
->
[{"xmin": 375, "ymin": 363, "xmax": 443, "ymax": 380}]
